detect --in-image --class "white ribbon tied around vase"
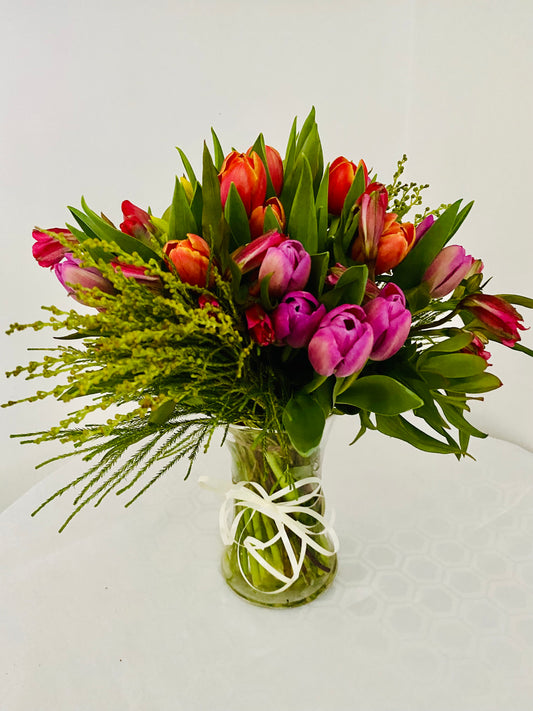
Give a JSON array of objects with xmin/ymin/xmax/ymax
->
[{"xmin": 215, "ymin": 476, "xmax": 339, "ymax": 594}]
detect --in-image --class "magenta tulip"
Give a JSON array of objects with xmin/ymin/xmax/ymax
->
[
  {"xmin": 307, "ymin": 304, "xmax": 374, "ymax": 377},
  {"xmin": 363, "ymin": 283, "xmax": 411, "ymax": 361},
  {"xmin": 423, "ymin": 245, "xmax": 475, "ymax": 298},
  {"xmin": 54, "ymin": 255, "xmax": 115, "ymax": 302},
  {"xmin": 414, "ymin": 214, "xmax": 435, "ymax": 244},
  {"xmin": 271, "ymin": 291, "xmax": 327, "ymax": 348},
  {"xmin": 459, "ymin": 294, "xmax": 526, "ymax": 347},
  {"xmin": 32, "ymin": 228, "xmax": 77, "ymax": 268},
  {"xmin": 231, "ymin": 231, "xmax": 287, "ymax": 274},
  {"xmin": 258, "ymin": 239, "xmax": 311, "ymax": 298}
]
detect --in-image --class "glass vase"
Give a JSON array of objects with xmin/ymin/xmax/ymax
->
[{"xmin": 220, "ymin": 427, "xmax": 338, "ymax": 608}]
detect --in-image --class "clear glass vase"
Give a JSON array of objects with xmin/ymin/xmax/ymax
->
[{"xmin": 220, "ymin": 427, "xmax": 338, "ymax": 608}]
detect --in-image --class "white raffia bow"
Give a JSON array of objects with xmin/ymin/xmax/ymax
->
[{"xmin": 218, "ymin": 476, "xmax": 339, "ymax": 594}]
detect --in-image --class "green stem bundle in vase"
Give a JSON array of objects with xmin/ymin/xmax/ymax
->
[{"xmin": 5, "ymin": 108, "xmax": 533, "ymax": 606}]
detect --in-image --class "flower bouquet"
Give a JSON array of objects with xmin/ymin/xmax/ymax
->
[{"xmin": 6, "ymin": 108, "xmax": 533, "ymax": 607}]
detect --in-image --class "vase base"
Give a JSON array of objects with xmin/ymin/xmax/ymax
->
[{"xmin": 221, "ymin": 550, "xmax": 338, "ymax": 608}]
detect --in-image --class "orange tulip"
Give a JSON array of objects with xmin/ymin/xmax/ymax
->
[
  {"xmin": 249, "ymin": 197, "xmax": 285, "ymax": 238},
  {"xmin": 164, "ymin": 233, "xmax": 213, "ymax": 287},
  {"xmin": 374, "ymin": 214, "xmax": 416, "ymax": 274}
]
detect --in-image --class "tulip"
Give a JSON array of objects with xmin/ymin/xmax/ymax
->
[
  {"xmin": 54, "ymin": 254, "xmax": 115, "ymax": 302},
  {"xmin": 308, "ymin": 304, "xmax": 374, "ymax": 377},
  {"xmin": 352, "ymin": 183, "xmax": 388, "ymax": 265},
  {"xmin": 111, "ymin": 262, "xmax": 162, "ymax": 293},
  {"xmin": 218, "ymin": 151, "xmax": 267, "ymax": 215},
  {"xmin": 258, "ymin": 239, "xmax": 311, "ymax": 298},
  {"xmin": 249, "ymin": 198, "xmax": 285, "ymax": 238},
  {"xmin": 459, "ymin": 294, "xmax": 526, "ymax": 347},
  {"xmin": 328, "ymin": 157, "xmax": 369, "ymax": 215},
  {"xmin": 423, "ymin": 245, "xmax": 475, "ymax": 298},
  {"xmin": 363, "ymin": 283, "xmax": 411, "ymax": 361},
  {"xmin": 271, "ymin": 291, "xmax": 327, "ymax": 349},
  {"xmin": 120, "ymin": 200, "xmax": 154, "ymax": 240},
  {"xmin": 374, "ymin": 214, "xmax": 416, "ymax": 274},
  {"xmin": 414, "ymin": 214, "xmax": 435, "ymax": 244},
  {"xmin": 231, "ymin": 231, "xmax": 287, "ymax": 274},
  {"xmin": 247, "ymin": 145, "xmax": 284, "ymax": 195},
  {"xmin": 32, "ymin": 228, "xmax": 77, "ymax": 268},
  {"xmin": 245, "ymin": 304, "xmax": 275, "ymax": 346},
  {"xmin": 164, "ymin": 233, "xmax": 213, "ymax": 287}
]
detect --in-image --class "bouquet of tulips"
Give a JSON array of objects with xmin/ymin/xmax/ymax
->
[{"xmin": 6, "ymin": 108, "xmax": 532, "ymax": 529}]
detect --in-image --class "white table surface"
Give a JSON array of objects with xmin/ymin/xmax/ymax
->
[{"xmin": 2, "ymin": 420, "xmax": 532, "ymax": 711}]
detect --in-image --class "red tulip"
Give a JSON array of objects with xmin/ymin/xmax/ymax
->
[
  {"xmin": 120, "ymin": 200, "xmax": 154, "ymax": 240},
  {"xmin": 328, "ymin": 157, "xmax": 369, "ymax": 215},
  {"xmin": 219, "ymin": 151, "xmax": 267, "ymax": 215},
  {"xmin": 245, "ymin": 304, "xmax": 275, "ymax": 346},
  {"xmin": 164, "ymin": 234, "xmax": 213, "ymax": 287},
  {"xmin": 247, "ymin": 145, "xmax": 284, "ymax": 195}
]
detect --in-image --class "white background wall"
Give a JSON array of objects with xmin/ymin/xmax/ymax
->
[{"xmin": 2, "ymin": 0, "xmax": 532, "ymax": 510}]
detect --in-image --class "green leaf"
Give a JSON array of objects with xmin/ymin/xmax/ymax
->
[
  {"xmin": 336, "ymin": 375, "xmax": 424, "ymax": 415},
  {"xmin": 445, "ymin": 372, "xmax": 502, "ymax": 393},
  {"xmin": 189, "ymin": 183, "xmax": 203, "ymax": 229},
  {"xmin": 392, "ymin": 200, "xmax": 462, "ymax": 289},
  {"xmin": 168, "ymin": 177, "xmax": 198, "ymax": 241},
  {"xmin": 435, "ymin": 396, "xmax": 487, "ymax": 439},
  {"xmin": 375, "ymin": 414, "xmax": 461, "ymax": 454},
  {"xmin": 448, "ymin": 200, "xmax": 474, "ymax": 240},
  {"xmin": 315, "ymin": 167, "xmax": 329, "ymax": 251},
  {"xmin": 250, "ymin": 133, "xmax": 277, "ymax": 199},
  {"xmin": 422, "ymin": 331, "xmax": 474, "ymax": 355},
  {"xmin": 308, "ymin": 252, "xmax": 329, "ymax": 297},
  {"xmin": 287, "ymin": 155, "xmax": 317, "ymax": 253},
  {"xmin": 497, "ymin": 294, "xmax": 533, "ymax": 309},
  {"xmin": 211, "ymin": 128, "xmax": 225, "ymax": 171},
  {"xmin": 282, "ymin": 392, "xmax": 325, "ymax": 456},
  {"xmin": 224, "ymin": 182, "xmax": 251, "ymax": 249},
  {"xmin": 295, "ymin": 106, "xmax": 317, "ymax": 154},
  {"xmin": 282, "ymin": 116, "xmax": 298, "ymax": 178},
  {"xmin": 201, "ymin": 142, "xmax": 226, "ymax": 254},
  {"xmin": 321, "ymin": 264, "xmax": 368, "ymax": 309},
  {"xmin": 148, "ymin": 400, "xmax": 176, "ymax": 425},
  {"xmin": 176, "ymin": 147, "xmax": 198, "ymax": 188},
  {"xmin": 262, "ymin": 205, "xmax": 282, "ymax": 233},
  {"xmin": 340, "ymin": 163, "xmax": 366, "ymax": 223},
  {"xmin": 419, "ymin": 353, "xmax": 488, "ymax": 378}
]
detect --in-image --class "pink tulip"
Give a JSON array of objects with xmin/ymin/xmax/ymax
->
[
  {"xmin": 307, "ymin": 304, "xmax": 374, "ymax": 377},
  {"xmin": 423, "ymin": 245, "xmax": 475, "ymax": 298},
  {"xmin": 271, "ymin": 291, "xmax": 326, "ymax": 348},
  {"xmin": 54, "ymin": 254, "xmax": 115, "ymax": 302},
  {"xmin": 258, "ymin": 240, "xmax": 311, "ymax": 298},
  {"xmin": 245, "ymin": 304, "xmax": 275, "ymax": 346},
  {"xmin": 32, "ymin": 228, "xmax": 77, "ymax": 268},
  {"xmin": 231, "ymin": 231, "xmax": 287, "ymax": 274},
  {"xmin": 414, "ymin": 214, "xmax": 435, "ymax": 244},
  {"xmin": 460, "ymin": 294, "xmax": 526, "ymax": 347},
  {"xmin": 363, "ymin": 283, "xmax": 411, "ymax": 361},
  {"xmin": 111, "ymin": 262, "xmax": 162, "ymax": 293}
]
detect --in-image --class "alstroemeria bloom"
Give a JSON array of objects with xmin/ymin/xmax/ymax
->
[
  {"xmin": 459, "ymin": 294, "xmax": 526, "ymax": 347},
  {"xmin": 231, "ymin": 231, "xmax": 287, "ymax": 274},
  {"xmin": 32, "ymin": 228, "xmax": 77, "ymax": 268},
  {"xmin": 375, "ymin": 214, "xmax": 416, "ymax": 274},
  {"xmin": 308, "ymin": 304, "xmax": 374, "ymax": 377},
  {"xmin": 258, "ymin": 239, "xmax": 311, "ymax": 298},
  {"xmin": 120, "ymin": 200, "xmax": 154, "ymax": 240},
  {"xmin": 328, "ymin": 157, "xmax": 369, "ymax": 215},
  {"xmin": 423, "ymin": 245, "xmax": 475, "ymax": 298},
  {"xmin": 111, "ymin": 262, "xmax": 162, "ymax": 293},
  {"xmin": 461, "ymin": 333, "xmax": 491, "ymax": 364},
  {"xmin": 352, "ymin": 182, "xmax": 388, "ymax": 264},
  {"xmin": 363, "ymin": 283, "xmax": 411, "ymax": 361},
  {"xmin": 219, "ymin": 151, "xmax": 267, "ymax": 215},
  {"xmin": 54, "ymin": 255, "xmax": 115, "ymax": 302},
  {"xmin": 271, "ymin": 291, "xmax": 327, "ymax": 348},
  {"xmin": 247, "ymin": 145, "xmax": 284, "ymax": 195},
  {"xmin": 245, "ymin": 304, "xmax": 275, "ymax": 346},
  {"xmin": 164, "ymin": 233, "xmax": 213, "ymax": 287},
  {"xmin": 249, "ymin": 197, "xmax": 285, "ymax": 238}
]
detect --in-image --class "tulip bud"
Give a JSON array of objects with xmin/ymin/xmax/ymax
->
[
  {"xmin": 258, "ymin": 239, "xmax": 311, "ymax": 298},
  {"xmin": 245, "ymin": 304, "xmax": 275, "ymax": 346},
  {"xmin": 308, "ymin": 304, "xmax": 374, "ymax": 377},
  {"xmin": 219, "ymin": 151, "xmax": 267, "ymax": 215},
  {"xmin": 414, "ymin": 214, "xmax": 435, "ymax": 244},
  {"xmin": 363, "ymin": 283, "xmax": 411, "ymax": 361},
  {"xmin": 32, "ymin": 228, "xmax": 77, "ymax": 268},
  {"xmin": 54, "ymin": 254, "xmax": 115, "ymax": 303},
  {"xmin": 328, "ymin": 157, "xmax": 369, "ymax": 215},
  {"xmin": 120, "ymin": 200, "xmax": 154, "ymax": 241},
  {"xmin": 459, "ymin": 294, "xmax": 527, "ymax": 347},
  {"xmin": 164, "ymin": 233, "xmax": 213, "ymax": 287},
  {"xmin": 352, "ymin": 183, "xmax": 388, "ymax": 265},
  {"xmin": 249, "ymin": 198, "xmax": 285, "ymax": 238},
  {"xmin": 423, "ymin": 245, "xmax": 475, "ymax": 298},
  {"xmin": 271, "ymin": 291, "xmax": 326, "ymax": 348}
]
